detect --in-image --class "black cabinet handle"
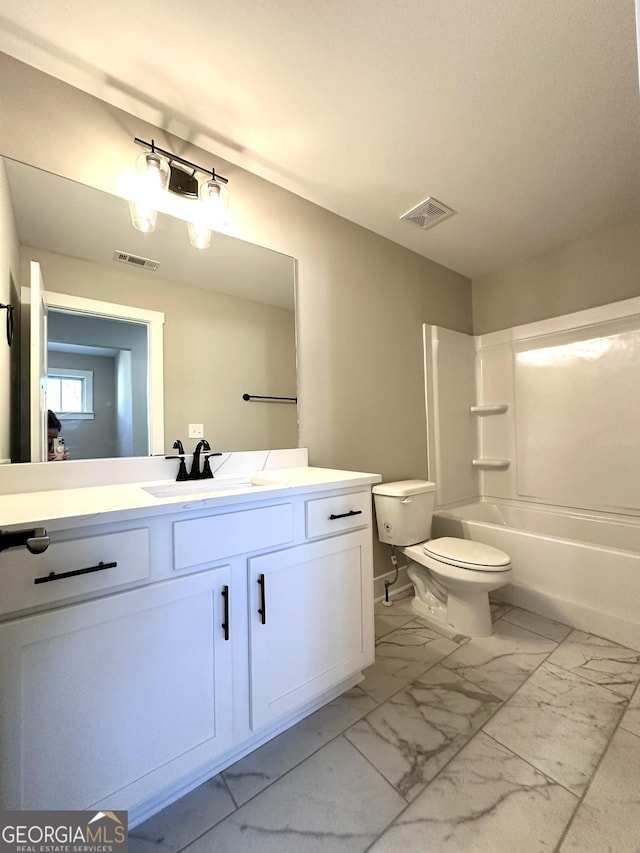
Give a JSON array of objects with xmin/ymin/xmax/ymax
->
[
  {"xmin": 34, "ymin": 560, "xmax": 117, "ymax": 585},
  {"xmin": 257, "ymin": 573, "xmax": 267, "ymax": 624},
  {"xmin": 221, "ymin": 585, "xmax": 230, "ymax": 641},
  {"xmin": 329, "ymin": 510, "xmax": 363, "ymax": 520}
]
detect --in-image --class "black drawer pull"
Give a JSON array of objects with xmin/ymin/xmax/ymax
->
[
  {"xmin": 34, "ymin": 560, "xmax": 118, "ymax": 585},
  {"xmin": 257, "ymin": 573, "xmax": 267, "ymax": 625},
  {"xmin": 221, "ymin": 585, "xmax": 230, "ymax": 641},
  {"xmin": 329, "ymin": 510, "xmax": 363, "ymax": 520}
]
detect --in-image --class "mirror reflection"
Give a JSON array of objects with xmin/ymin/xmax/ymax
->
[{"xmin": 1, "ymin": 157, "xmax": 298, "ymax": 463}]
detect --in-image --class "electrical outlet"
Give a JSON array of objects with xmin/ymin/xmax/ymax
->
[{"xmin": 188, "ymin": 423, "xmax": 204, "ymax": 439}]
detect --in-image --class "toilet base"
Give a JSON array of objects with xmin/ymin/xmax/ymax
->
[
  {"xmin": 410, "ymin": 587, "xmax": 494, "ymax": 639},
  {"xmin": 446, "ymin": 589, "xmax": 493, "ymax": 638},
  {"xmin": 410, "ymin": 596, "xmax": 459, "ymax": 638}
]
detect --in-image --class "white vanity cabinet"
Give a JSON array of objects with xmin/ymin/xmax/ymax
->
[
  {"xmin": 248, "ymin": 528, "xmax": 373, "ymax": 729},
  {"xmin": 0, "ymin": 469, "xmax": 379, "ymax": 823},
  {"xmin": 0, "ymin": 567, "xmax": 234, "ymax": 811}
]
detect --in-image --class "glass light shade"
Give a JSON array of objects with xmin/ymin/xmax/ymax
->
[
  {"xmin": 129, "ymin": 200, "xmax": 158, "ymax": 233},
  {"xmin": 130, "ymin": 150, "xmax": 170, "ymax": 232},
  {"xmin": 187, "ymin": 220, "xmax": 212, "ymax": 250},
  {"xmin": 199, "ymin": 178, "xmax": 230, "ymax": 228}
]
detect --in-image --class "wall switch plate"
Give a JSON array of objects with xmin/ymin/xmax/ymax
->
[{"xmin": 188, "ymin": 423, "xmax": 204, "ymax": 439}]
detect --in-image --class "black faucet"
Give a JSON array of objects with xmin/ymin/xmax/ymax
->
[{"xmin": 189, "ymin": 440, "xmax": 211, "ymax": 479}]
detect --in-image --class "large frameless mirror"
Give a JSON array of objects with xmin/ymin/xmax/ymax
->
[{"xmin": 0, "ymin": 156, "xmax": 298, "ymax": 463}]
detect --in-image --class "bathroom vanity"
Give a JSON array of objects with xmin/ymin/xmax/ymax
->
[{"xmin": 0, "ymin": 458, "xmax": 380, "ymax": 825}]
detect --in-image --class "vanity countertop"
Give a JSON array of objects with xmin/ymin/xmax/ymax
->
[{"xmin": 0, "ymin": 467, "xmax": 382, "ymax": 528}]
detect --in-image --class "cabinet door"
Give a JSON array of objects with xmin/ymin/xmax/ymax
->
[
  {"xmin": 0, "ymin": 569, "xmax": 233, "ymax": 811},
  {"xmin": 248, "ymin": 530, "xmax": 374, "ymax": 730}
]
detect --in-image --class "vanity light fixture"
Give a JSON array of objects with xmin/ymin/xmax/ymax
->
[{"xmin": 130, "ymin": 138, "xmax": 230, "ymax": 249}]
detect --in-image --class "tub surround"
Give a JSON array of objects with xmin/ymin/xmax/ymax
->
[
  {"xmin": 474, "ymin": 295, "xmax": 640, "ymax": 516},
  {"xmin": 423, "ymin": 324, "xmax": 477, "ymax": 508},
  {"xmin": 423, "ymin": 297, "xmax": 640, "ymax": 651},
  {"xmin": 425, "ymin": 295, "xmax": 640, "ymax": 516}
]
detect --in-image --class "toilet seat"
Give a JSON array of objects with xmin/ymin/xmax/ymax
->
[{"xmin": 423, "ymin": 537, "xmax": 511, "ymax": 572}]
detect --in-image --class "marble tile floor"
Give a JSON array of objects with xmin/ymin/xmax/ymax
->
[{"xmin": 129, "ymin": 595, "xmax": 640, "ymax": 853}]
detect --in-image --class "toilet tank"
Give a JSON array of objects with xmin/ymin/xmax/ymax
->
[{"xmin": 372, "ymin": 480, "xmax": 437, "ymax": 546}]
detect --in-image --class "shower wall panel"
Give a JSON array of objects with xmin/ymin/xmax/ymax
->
[
  {"xmin": 426, "ymin": 296, "xmax": 640, "ymax": 515},
  {"xmin": 513, "ymin": 316, "xmax": 640, "ymax": 513},
  {"xmin": 423, "ymin": 325, "xmax": 478, "ymax": 506}
]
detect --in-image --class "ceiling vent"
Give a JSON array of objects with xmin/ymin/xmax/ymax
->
[
  {"xmin": 400, "ymin": 197, "xmax": 456, "ymax": 230},
  {"xmin": 112, "ymin": 251, "xmax": 160, "ymax": 271}
]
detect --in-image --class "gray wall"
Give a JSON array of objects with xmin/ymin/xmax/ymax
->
[{"xmin": 473, "ymin": 216, "xmax": 640, "ymax": 334}]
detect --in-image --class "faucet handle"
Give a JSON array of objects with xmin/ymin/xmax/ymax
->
[
  {"xmin": 173, "ymin": 439, "xmax": 185, "ymax": 455},
  {"xmin": 201, "ymin": 452, "xmax": 223, "ymax": 479},
  {"xmin": 165, "ymin": 454, "xmax": 189, "ymax": 481}
]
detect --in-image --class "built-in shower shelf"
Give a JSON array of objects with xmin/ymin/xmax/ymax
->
[
  {"xmin": 470, "ymin": 404, "xmax": 509, "ymax": 415},
  {"xmin": 472, "ymin": 458, "xmax": 511, "ymax": 470}
]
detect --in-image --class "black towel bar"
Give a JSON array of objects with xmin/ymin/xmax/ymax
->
[{"xmin": 242, "ymin": 393, "xmax": 297, "ymax": 403}]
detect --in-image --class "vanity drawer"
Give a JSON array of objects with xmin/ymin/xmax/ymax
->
[
  {"xmin": 0, "ymin": 528, "xmax": 150, "ymax": 617},
  {"xmin": 306, "ymin": 491, "xmax": 371, "ymax": 539},
  {"xmin": 173, "ymin": 503, "xmax": 294, "ymax": 570}
]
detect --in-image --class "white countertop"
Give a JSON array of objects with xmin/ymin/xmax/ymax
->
[{"xmin": 0, "ymin": 467, "xmax": 382, "ymax": 529}]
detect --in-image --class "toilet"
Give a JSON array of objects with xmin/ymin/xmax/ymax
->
[{"xmin": 372, "ymin": 480, "xmax": 512, "ymax": 638}]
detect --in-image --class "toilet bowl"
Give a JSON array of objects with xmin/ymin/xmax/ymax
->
[
  {"xmin": 403, "ymin": 537, "xmax": 512, "ymax": 637},
  {"xmin": 372, "ymin": 480, "xmax": 512, "ymax": 638}
]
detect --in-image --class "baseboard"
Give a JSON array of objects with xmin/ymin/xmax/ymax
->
[{"xmin": 499, "ymin": 584, "xmax": 640, "ymax": 653}]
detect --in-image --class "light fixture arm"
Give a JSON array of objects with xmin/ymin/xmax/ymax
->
[{"xmin": 134, "ymin": 137, "xmax": 229, "ymax": 185}]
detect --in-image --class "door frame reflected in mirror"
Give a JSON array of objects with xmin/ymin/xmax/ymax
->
[{"xmin": 41, "ymin": 290, "xmax": 165, "ymax": 462}]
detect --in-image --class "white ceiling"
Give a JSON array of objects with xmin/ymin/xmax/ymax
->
[{"xmin": 1, "ymin": 0, "xmax": 639, "ymax": 279}]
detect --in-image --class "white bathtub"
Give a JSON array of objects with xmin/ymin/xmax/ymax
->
[{"xmin": 432, "ymin": 500, "xmax": 640, "ymax": 651}]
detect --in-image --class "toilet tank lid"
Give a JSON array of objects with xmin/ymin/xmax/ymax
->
[{"xmin": 372, "ymin": 479, "xmax": 436, "ymax": 497}]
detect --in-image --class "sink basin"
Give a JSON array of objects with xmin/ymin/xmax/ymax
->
[{"xmin": 143, "ymin": 477, "xmax": 259, "ymax": 499}]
